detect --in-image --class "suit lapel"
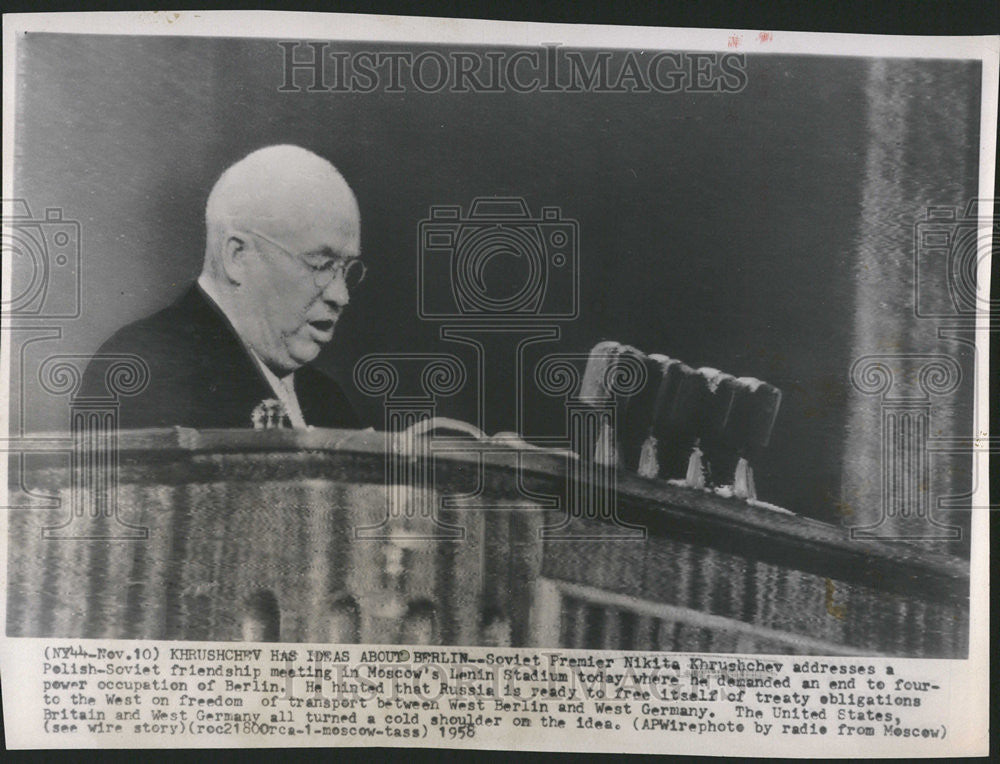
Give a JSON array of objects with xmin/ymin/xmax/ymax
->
[
  {"xmin": 182, "ymin": 285, "xmax": 276, "ymax": 427},
  {"xmin": 180, "ymin": 284, "xmax": 358, "ymax": 428}
]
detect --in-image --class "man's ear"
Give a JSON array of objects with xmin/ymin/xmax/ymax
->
[{"xmin": 219, "ymin": 232, "xmax": 252, "ymax": 285}]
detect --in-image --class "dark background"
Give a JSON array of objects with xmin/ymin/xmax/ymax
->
[
  {"xmin": 1, "ymin": 1, "xmax": 997, "ymax": 759},
  {"xmin": 10, "ymin": 34, "xmax": 979, "ymax": 522}
]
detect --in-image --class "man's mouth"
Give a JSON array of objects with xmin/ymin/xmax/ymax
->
[{"xmin": 308, "ymin": 319, "xmax": 336, "ymax": 339}]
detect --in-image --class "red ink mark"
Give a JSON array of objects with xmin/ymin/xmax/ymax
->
[
  {"xmin": 758, "ymin": 31, "xmax": 773, "ymax": 43},
  {"xmin": 728, "ymin": 35, "xmax": 741, "ymax": 49}
]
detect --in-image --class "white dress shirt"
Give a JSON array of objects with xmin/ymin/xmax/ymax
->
[{"xmin": 249, "ymin": 349, "xmax": 308, "ymax": 428}]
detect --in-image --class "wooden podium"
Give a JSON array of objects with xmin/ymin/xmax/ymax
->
[{"xmin": 6, "ymin": 427, "xmax": 968, "ymax": 656}]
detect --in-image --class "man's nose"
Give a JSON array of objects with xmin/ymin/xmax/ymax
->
[{"xmin": 322, "ymin": 272, "xmax": 350, "ymax": 307}]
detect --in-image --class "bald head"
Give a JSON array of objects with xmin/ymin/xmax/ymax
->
[
  {"xmin": 205, "ymin": 144, "xmax": 359, "ymax": 252},
  {"xmin": 200, "ymin": 145, "xmax": 362, "ymax": 375}
]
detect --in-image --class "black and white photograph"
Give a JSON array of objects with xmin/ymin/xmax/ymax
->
[{"xmin": 0, "ymin": 9, "xmax": 995, "ymax": 756}]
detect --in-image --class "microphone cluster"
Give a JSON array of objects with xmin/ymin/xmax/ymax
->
[{"xmin": 580, "ymin": 341, "xmax": 782, "ymax": 502}]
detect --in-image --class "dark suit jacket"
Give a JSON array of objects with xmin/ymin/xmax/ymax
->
[{"xmin": 82, "ymin": 284, "xmax": 361, "ymax": 430}]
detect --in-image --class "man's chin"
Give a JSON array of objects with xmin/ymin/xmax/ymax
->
[{"xmin": 289, "ymin": 339, "xmax": 325, "ymax": 368}]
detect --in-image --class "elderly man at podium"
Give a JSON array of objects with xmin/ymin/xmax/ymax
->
[{"xmin": 83, "ymin": 145, "xmax": 364, "ymax": 430}]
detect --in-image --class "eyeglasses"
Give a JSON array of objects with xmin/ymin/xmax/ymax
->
[{"xmin": 246, "ymin": 228, "xmax": 367, "ymax": 290}]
